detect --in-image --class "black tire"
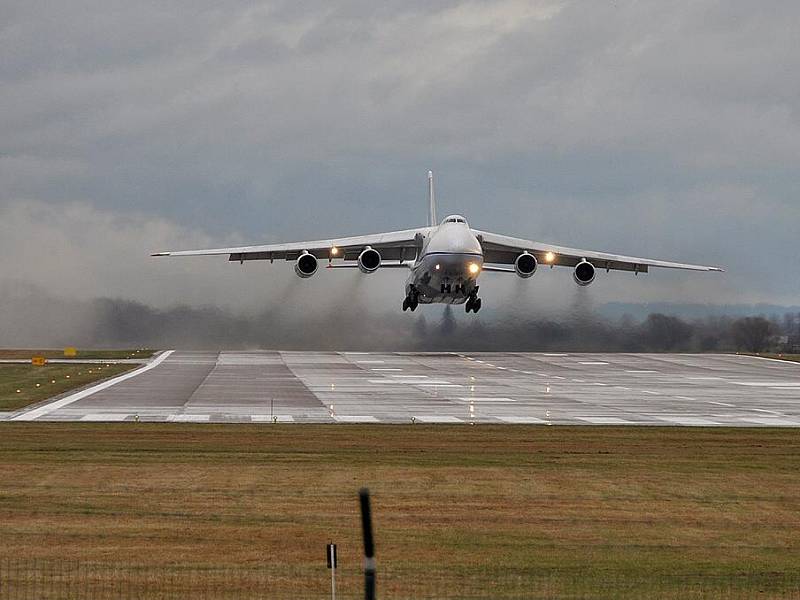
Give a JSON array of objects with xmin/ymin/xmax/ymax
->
[
  {"xmin": 473, "ymin": 298, "xmax": 482, "ymax": 313},
  {"xmin": 402, "ymin": 298, "xmax": 409, "ymax": 311}
]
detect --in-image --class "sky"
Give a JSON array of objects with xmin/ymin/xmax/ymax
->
[{"xmin": 1, "ymin": 0, "xmax": 799, "ymax": 325}]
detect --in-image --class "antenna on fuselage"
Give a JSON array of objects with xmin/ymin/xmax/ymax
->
[{"xmin": 427, "ymin": 170, "xmax": 437, "ymax": 227}]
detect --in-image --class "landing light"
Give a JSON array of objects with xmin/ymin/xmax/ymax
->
[
  {"xmin": 468, "ymin": 263, "xmax": 480, "ymax": 275},
  {"xmin": 330, "ymin": 246, "xmax": 339, "ymax": 256},
  {"xmin": 435, "ymin": 264, "xmax": 440, "ymax": 270},
  {"xmin": 544, "ymin": 252, "xmax": 556, "ymax": 263}
]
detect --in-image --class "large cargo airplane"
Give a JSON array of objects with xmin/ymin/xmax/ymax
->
[{"xmin": 153, "ymin": 172, "xmax": 722, "ymax": 313}]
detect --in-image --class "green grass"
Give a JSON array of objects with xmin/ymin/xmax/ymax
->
[
  {"xmin": 0, "ymin": 424, "xmax": 798, "ymax": 598},
  {"xmin": 0, "ymin": 364, "xmax": 136, "ymax": 411},
  {"xmin": 0, "ymin": 348, "xmax": 155, "ymax": 360}
]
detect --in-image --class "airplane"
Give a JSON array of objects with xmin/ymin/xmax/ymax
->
[{"xmin": 153, "ymin": 171, "xmax": 723, "ymax": 313}]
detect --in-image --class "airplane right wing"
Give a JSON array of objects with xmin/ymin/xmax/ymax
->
[
  {"xmin": 472, "ymin": 229, "xmax": 724, "ymax": 273},
  {"xmin": 152, "ymin": 227, "xmax": 432, "ymax": 263}
]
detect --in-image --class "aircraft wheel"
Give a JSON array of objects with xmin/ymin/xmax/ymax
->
[
  {"xmin": 473, "ymin": 298, "xmax": 482, "ymax": 313},
  {"xmin": 465, "ymin": 298, "xmax": 473, "ymax": 313},
  {"xmin": 402, "ymin": 297, "xmax": 410, "ymax": 311}
]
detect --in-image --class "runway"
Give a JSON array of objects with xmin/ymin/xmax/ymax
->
[{"xmin": 8, "ymin": 351, "xmax": 800, "ymax": 425}]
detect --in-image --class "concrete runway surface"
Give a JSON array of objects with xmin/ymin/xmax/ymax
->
[{"xmin": 7, "ymin": 351, "xmax": 800, "ymax": 425}]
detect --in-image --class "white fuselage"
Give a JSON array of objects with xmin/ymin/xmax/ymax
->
[{"xmin": 406, "ymin": 217, "xmax": 483, "ymax": 305}]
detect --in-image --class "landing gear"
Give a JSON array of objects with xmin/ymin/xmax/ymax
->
[
  {"xmin": 465, "ymin": 290, "xmax": 482, "ymax": 314},
  {"xmin": 402, "ymin": 288, "xmax": 419, "ymax": 312}
]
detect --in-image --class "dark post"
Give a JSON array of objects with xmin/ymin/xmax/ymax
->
[{"xmin": 359, "ymin": 488, "xmax": 376, "ymax": 600}]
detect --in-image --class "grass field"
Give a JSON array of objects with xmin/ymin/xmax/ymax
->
[
  {"xmin": 0, "ymin": 348, "xmax": 155, "ymax": 360},
  {"xmin": 0, "ymin": 424, "xmax": 798, "ymax": 598},
  {"xmin": 0, "ymin": 364, "xmax": 136, "ymax": 411}
]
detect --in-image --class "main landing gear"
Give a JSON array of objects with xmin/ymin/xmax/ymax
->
[
  {"xmin": 465, "ymin": 288, "xmax": 482, "ymax": 314},
  {"xmin": 402, "ymin": 288, "xmax": 419, "ymax": 312}
]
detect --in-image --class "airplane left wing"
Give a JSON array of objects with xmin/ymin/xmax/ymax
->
[
  {"xmin": 152, "ymin": 227, "xmax": 430, "ymax": 263},
  {"xmin": 472, "ymin": 229, "xmax": 724, "ymax": 273}
]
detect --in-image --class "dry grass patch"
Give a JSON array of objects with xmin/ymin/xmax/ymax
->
[{"xmin": 0, "ymin": 424, "xmax": 798, "ymax": 597}]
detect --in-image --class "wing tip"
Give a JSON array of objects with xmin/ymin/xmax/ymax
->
[{"xmin": 151, "ymin": 251, "xmax": 171, "ymax": 257}]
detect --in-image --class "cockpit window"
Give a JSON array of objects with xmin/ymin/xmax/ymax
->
[{"xmin": 443, "ymin": 215, "xmax": 468, "ymax": 224}]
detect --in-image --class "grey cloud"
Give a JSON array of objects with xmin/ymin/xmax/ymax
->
[{"xmin": 1, "ymin": 0, "xmax": 798, "ymax": 316}]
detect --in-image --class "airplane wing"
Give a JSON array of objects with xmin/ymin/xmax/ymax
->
[
  {"xmin": 152, "ymin": 227, "xmax": 431, "ymax": 263},
  {"xmin": 472, "ymin": 229, "xmax": 723, "ymax": 273}
]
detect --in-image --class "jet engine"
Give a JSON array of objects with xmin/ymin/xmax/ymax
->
[
  {"xmin": 573, "ymin": 260, "xmax": 596, "ymax": 286},
  {"xmin": 294, "ymin": 251, "xmax": 318, "ymax": 278},
  {"xmin": 358, "ymin": 247, "xmax": 382, "ymax": 273},
  {"xmin": 514, "ymin": 252, "xmax": 537, "ymax": 278}
]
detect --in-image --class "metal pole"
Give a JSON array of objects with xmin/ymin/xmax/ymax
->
[
  {"xmin": 359, "ymin": 488, "xmax": 376, "ymax": 600},
  {"xmin": 330, "ymin": 544, "xmax": 337, "ymax": 600}
]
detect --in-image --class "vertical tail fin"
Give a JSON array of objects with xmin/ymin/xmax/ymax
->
[{"xmin": 427, "ymin": 170, "xmax": 437, "ymax": 227}]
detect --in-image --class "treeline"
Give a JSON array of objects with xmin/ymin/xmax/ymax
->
[
  {"xmin": 86, "ymin": 298, "xmax": 800, "ymax": 352},
  {"xmin": 3, "ymin": 285, "xmax": 798, "ymax": 352}
]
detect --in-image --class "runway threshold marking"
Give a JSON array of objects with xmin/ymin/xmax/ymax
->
[{"xmin": 11, "ymin": 350, "xmax": 176, "ymax": 422}]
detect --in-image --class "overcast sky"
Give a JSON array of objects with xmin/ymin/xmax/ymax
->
[{"xmin": 1, "ymin": 0, "xmax": 798, "ymax": 315}]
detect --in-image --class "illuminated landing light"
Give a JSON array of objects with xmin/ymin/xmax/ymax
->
[
  {"xmin": 544, "ymin": 252, "xmax": 556, "ymax": 263},
  {"xmin": 468, "ymin": 262, "xmax": 480, "ymax": 275},
  {"xmin": 330, "ymin": 246, "xmax": 339, "ymax": 256},
  {"xmin": 435, "ymin": 264, "xmax": 440, "ymax": 270}
]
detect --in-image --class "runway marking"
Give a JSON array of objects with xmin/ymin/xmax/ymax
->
[
  {"xmin": 414, "ymin": 416, "xmax": 463, "ymax": 423},
  {"xmin": 578, "ymin": 416, "xmax": 633, "ymax": 424},
  {"xmin": 592, "ymin": 383, "xmax": 608, "ymax": 386},
  {"xmin": 11, "ymin": 350, "xmax": 175, "ymax": 421},
  {"xmin": 643, "ymin": 390, "xmax": 660, "ymax": 395},
  {"xmin": 706, "ymin": 400, "xmax": 734, "ymax": 407},
  {"xmin": 740, "ymin": 355, "xmax": 800, "ymax": 367},
  {"xmin": 251, "ymin": 415, "xmax": 295, "ymax": 423},
  {"xmin": 615, "ymin": 386, "xmax": 631, "ymax": 391},
  {"xmin": 367, "ymin": 379, "xmax": 410, "ymax": 384},
  {"xmin": 730, "ymin": 381, "xmax": 800, "ymax": 387},
  {"xmin": 658, "ymin": 416, "xmax": 720, "ymax": 426},
  {"xmin": 458, "ymin": 397, "xmax": 516, "ymax": 403},
  {"xmin": 418, "ymin": 383, "xmax": 461, "ymax": 387},
  {"xmin": 168, "ymin": 414, "xmax": 210, "ymax": 422},
  {"xmin": 334, "ymin": 415, "xmax": 380, "ymax": 423},
  {"xmin": 744, "ymin": 417, "xmax": 800, "ymax": 426},
  {"xmin": 500, "ymin": 416, "xmax": 547, "ymax": 424},
  {"xmin": 543, "ymin": 353, "xmax": 568, "ymax": 357},
  {"xmin": 80, "ymin": 413, "xmax": 129, "ymax": 422},
  {"xmin": 552, "ymin": 376, "xmax": 565, "ymax": 380},
  {"xmin": 676, "ymin": 396, "xmax": 696, "ymax": 401}
]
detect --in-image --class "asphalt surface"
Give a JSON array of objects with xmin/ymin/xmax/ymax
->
[{"xmin": 7, "ymin": 351, "xmax": 800, "ymax": 425}]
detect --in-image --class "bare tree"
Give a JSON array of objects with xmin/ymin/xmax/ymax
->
[{"xmin": 731, "ymin": 317, "xmax": 775, "ymax": 353}]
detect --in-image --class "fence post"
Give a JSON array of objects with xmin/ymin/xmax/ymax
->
[{"xmin": 359, "ymin": 488, "xmax": 376, "ymax": 600}]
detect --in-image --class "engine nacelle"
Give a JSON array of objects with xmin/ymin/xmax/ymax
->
[
  {"xmin": 358, "ymin": 247, "xmax": 381, "ymax": 274},
  {"xmin": 573, "ymin": 260, "xmax": 596, "ymax": 286},
  {"xmin": 294, "ymin": 251, "xmax": 318, "ymax": 278},
  {"xmin": 514, "ymin": 252, "xmax": 538, "ymax": 278}
]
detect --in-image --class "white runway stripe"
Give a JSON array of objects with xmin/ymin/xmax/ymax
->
[
  {"xmin": 414, "ymin": 416, "xmax": 462, "ymax": 423},
  {"xmin": 80, "ymin": 413, "xmax": 129, "ymax": 422},
  {"xmin": 11, "ymin": 350, "xmax": 175, "ymax": 421}
]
